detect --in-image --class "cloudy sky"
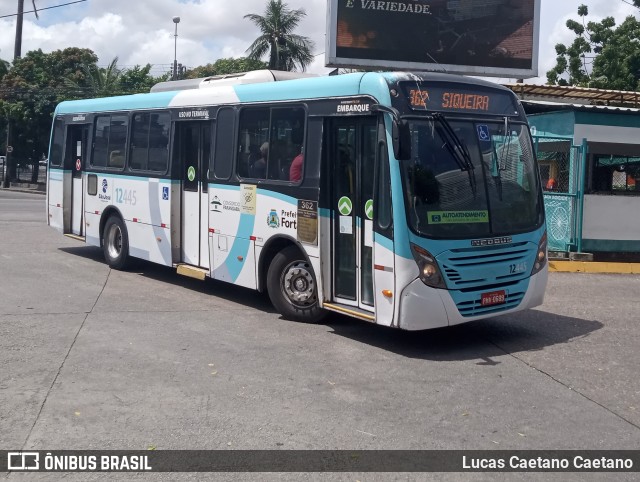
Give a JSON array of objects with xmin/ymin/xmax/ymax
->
[{"xmin": 0, "ymin": 0, "xmax": 638, "ymax": 84}]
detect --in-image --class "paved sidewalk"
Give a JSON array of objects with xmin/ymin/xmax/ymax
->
[{"xmin": 0, "ymin": 184, "xmax": 46, "ymax": 195}]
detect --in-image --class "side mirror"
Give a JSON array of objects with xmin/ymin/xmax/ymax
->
[
  {"xmin": 371, "ymin": 104, "xmax": 411, "ymax": 160},
  {"xmin": 393, "ymin": 119, "xmax": 411, "ymax": 161}
]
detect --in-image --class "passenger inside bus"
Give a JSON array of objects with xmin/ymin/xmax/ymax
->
[
  {"xmin": 289, "ymin": 146, "xmax": 303, "ymax": 182},
  {"xmin": 251, "ymin": 142, "xmax": 268, "ymax": 178},
  {"xmin": 109, "ymin": 150, "xmax": 125, "ymax": 168}
]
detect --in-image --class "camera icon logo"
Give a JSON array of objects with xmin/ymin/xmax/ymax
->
[{"xmin": 7, "ymin": 452, "xmax": 39, "ymax": 471}]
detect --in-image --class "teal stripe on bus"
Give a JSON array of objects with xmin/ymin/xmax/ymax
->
[
  {"xmin": 225, "ymin": 213, "xmax": 256, "ymax": 283},
  {"xmin": 209, "ymin": 183, "xmax": 240, "ymax": 191}
]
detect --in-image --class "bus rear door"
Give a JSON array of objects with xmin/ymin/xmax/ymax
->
[
  {"xmin": 176, "ymin": 121, "xmax": 211, "ymax": 268},
  {"xmin": 65, "ymin": 124, "xmax": 89, "ymax": 236}
]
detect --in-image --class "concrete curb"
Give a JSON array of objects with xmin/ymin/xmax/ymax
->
[
  {"xmin": 550, "ymin": 260, "xmax": 640, "ymax": 274},
  {"xmin": 0, "ymin": 187, "xmax": 46, "ymax": 195}
]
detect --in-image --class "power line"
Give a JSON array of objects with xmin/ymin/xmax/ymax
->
[
  {"xmin": 0, "ymin": 0, "xmax": 87, "ymax": 19},
  {"xmin": 619, "ymin": 0, "xmax": 640, "ymax": 9}
]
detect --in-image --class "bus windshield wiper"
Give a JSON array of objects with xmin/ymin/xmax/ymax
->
[
  {"xmin": 499, "ymin": 116, "xmax": 512, "ymax": 170},
  {"xmin": 432, "ymin": 113, "xmax": 474, "ymax": 172},
  {"xmin": 432, "ymin": 113, "xmax": 477, "ymax": 195}
]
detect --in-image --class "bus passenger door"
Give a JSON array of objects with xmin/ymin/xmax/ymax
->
[
  {"xmin": 177, "ymin": 121, "xmax": 211, "ymax": 268},
  {"xmin": 331, "ymin": 118, "xmax": 377, "ymax": 313},
  {"xmin": 66, "ymin": 124, "xmax": 89, "ymax": 236}
]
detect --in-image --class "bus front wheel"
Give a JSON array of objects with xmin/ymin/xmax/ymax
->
[
  {"xmin": 267, "ymin": 246, "xmax": 325, "ymax": 323},
  {"xmin": 103, "ymin": 216, "xmax": 130, "ymax": 270}
]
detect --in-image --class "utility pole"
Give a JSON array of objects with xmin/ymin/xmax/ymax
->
[
  {"xmin": 14, "ymin": 0, "xmax": 24, "ymax": 59},
  {"xmin": 3, "ymin": 1, "xmax": 24, "ymax": 187},
  {"xmin": 3, "ymin": 0, "xmax": 25, "ymax": 187}
]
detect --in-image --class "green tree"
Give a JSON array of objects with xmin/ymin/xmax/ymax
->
[
  {"xmin": 67, "ymin": 59, "xmax": 169, "ymax": 97},
  {"xmin": 185, "ymin": 57, "xmax": 267, "ymax": 79},
  {"xmin": 547, "ymin": 4, "xmax": 640, "ymax": 90},
  {"xmin": 65, "ymin": 57, "xmax": 123, "ymax": 98},
  {"xmin": 118, "ymin": 64, "xmax": 159, "ymax": 95},
  {"xmin": 0, "ymin": 47, "xmax": 98, "ymax": 182},
  {"xmin": 244, "ymin": 0, "xmax": 314, "ymax": 71},
  {"xmin": 0, "ymin": 58, "xmax": 9, "ymax": 81}
]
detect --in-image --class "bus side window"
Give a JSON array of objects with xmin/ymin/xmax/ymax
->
[
  {"xmin": 147, "ymin": 112, "xmax": 170, "ymax": 173},
  {"xmin": 130, "ymin": 113, "xmax": 150, "ymax": 170},
  {"xmin": 130, "ymin": 111, "xmax": 170, "ymax": 173},
  {"xmin": 237, "ymin": 108, "xmax": 269, "ymax": 180},
  {"xmin": 235, "ymin": 105, "xmax": 306, "ymax": 182},
  {"xmin": 107, "ymin": 115, "xmax": 128, "ymax": 169},
  {"xmin": 269, "ymin": 107, "xmax": 305, "ymax": 182},
  {"xmin": 50, "ymin": 118, "xmax": 65, "ymax": 167},
  {"xmin": 92, "ymin": 114, "xmax": 127, "ymax": 169},
  {"xmin": 92, "ymin": 116, "xmax": 110, "ymax": 168},
  {"xmin": 213, "ymin": 107, "xmax": 235, "ymax": 180}
]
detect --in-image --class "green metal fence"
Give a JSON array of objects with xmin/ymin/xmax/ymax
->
[{"xmin": 533, "ymin": 135, "xmax": 586, "ymax": 252}]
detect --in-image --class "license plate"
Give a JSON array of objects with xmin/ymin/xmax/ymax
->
[{"xmin": 481, "ymin": 290, "xmax": 506, "ymax": 307}]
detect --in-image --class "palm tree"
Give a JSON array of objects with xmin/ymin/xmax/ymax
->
[
  {"xmin": 244, "ymin": 0, "xmax": 315, "ymax": 72},
  {"xmin": 65, "ymin": 57, "xmax": 123, "ymax": 98}
]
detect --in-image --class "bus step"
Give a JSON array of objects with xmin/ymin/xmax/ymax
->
[
  {"xmin": 322, "ymin": 302, "xmax": 375, "ymax": 322},
  {"xmin": 176, "ymin": 264, "xmax": 209, "ymax": 281},
  {"xmin": 64, "ymin": 233, "xmax": 85, "ymax": 242}
]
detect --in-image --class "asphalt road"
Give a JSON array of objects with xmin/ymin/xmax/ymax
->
[{"xmin": 1, "ymin": 190, "xmax": 639, "ymax": 481}]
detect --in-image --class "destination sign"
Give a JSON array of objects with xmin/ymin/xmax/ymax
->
[
  {"xmin": 171, "ymin": 108, "xmax": 213, "ymax": 121},
  {"xmin": 402, "ymin": 83, "xmax": 520, "ymax": 116}
]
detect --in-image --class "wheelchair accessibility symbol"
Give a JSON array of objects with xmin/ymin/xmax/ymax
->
[{"xmin": 477, "ymin": 125, "xmax": 490, "ymax": 142}]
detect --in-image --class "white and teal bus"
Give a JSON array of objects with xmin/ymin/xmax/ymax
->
[{"xmin": 47, "ymin": 70, "xmax": 547, "ymax": 329}]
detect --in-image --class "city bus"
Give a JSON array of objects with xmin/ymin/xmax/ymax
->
[{"xmin": 46, "ymin": 70, "xmax": 548, "ymax": 330}]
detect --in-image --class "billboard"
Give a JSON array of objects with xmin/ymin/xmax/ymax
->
[{"xmin": 326, "ymin": 0, "xmax": 540, "ymax": 78}]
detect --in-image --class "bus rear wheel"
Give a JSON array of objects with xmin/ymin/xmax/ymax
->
[
  {"xmin": 103, "ymin": 216, "xmax": 130, "ymax": 270},
  {"xmin": 267, "ymin": 246, "xmax": 325, "ymax": 323}
]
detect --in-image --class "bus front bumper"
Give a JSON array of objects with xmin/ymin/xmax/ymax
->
[{"xmin": 397, "ymin": 268, "xmax": 548, "ymax": 331}]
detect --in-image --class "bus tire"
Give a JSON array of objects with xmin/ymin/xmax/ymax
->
[
  {"xmin": 103, "ymin": 216, "xmax": 130, "ymax": 270},
  {"xmin": 267, "ymin": 246, "xmax": 325, "ymax": 323}
]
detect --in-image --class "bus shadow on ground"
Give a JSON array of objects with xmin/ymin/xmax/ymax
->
[
  {"xmin": 57, "ymin": 246, "xmax": 603, "ymax": 361},
  {"xmin": 324, "ymin": 310, "xmax": 603, "ymax": 363},
  {"xmin": 58, "ymin": 245, "xmax": 276, "ymax": 313},
  {"xmin": 59, "ymin": 245, "xmax": 105, "ymax": 263}
]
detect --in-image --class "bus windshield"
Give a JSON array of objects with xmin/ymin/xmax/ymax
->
[{"xmin": 401, "ymin": 118, "xmax": 542, "ymax": 239}]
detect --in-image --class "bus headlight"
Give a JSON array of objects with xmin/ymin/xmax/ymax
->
[
  {"xmin": 531, "ymin": 231, "xmax": 548, "ymax": 275},
  {"xmin": 410, "ymin": 243, "xmax": 447, "ymax": 289}
]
